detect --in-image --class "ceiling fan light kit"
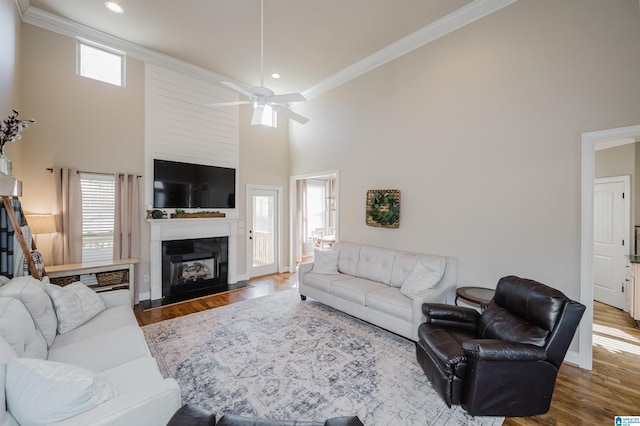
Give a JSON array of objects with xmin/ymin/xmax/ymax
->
[
  {"xmin": 251, "ymin": 103, "xmax": 275, "ymax": 127},
  {"xmin": 208, "ymin": 0, "xmax": 308, "ymax": 127}
]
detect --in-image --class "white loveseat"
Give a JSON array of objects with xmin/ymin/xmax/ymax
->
[
  {"xmin": 298, "ymin": 242, "xmax": 457, "ymax": 341},
  {"xmin": 0, "ymin": 276, "xmax": 181, "ymax": 426}
]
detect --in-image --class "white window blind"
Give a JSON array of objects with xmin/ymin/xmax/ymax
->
[{"xmin": 80, "ymin": 173, "xmax": 115, "ymax": 262}]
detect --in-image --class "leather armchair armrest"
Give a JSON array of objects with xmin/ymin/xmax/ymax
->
[
  {"xmin": 421, "ymin": 303, "xmax": 480, "ymax": 333},
  {"xmin": 422, "ymin": 303, "xmax": 480, "ymax": 322},
  {"xmin": 462, "ymin": 339, "xmax": 547, "ymax": 362}
]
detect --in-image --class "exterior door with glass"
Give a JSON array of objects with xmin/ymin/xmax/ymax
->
[{"xmin": 247, "ymin": 186, "xmax": 279, "ymax": 278}]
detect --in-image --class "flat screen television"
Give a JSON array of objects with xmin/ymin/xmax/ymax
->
[{"xmin": 153, "ymin": 159, "xmax": 236, "ymax": 209}]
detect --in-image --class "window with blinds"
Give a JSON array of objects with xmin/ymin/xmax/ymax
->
[{"xmin": 80, "ymin": 173, "xmax": 115, "ymax": 262}]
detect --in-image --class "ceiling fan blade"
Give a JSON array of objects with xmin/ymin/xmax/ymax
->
[
  {"xmin": 272, "ymin": 104, "xmax": 309, "ymax": 124},
  {"xmin": 220, "ymin": 81, "xmax": 256, "ymax": 99},
  {"xmin": 268, "ymin": 92, "xmax": 307, "ymax": 104},
  {"xmin": 207, "ymin": 101, "xmax": 251, "ymax": 108}
]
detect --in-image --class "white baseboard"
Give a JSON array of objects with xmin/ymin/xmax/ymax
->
[
  {"xmin": 139, "ymin": 291, "xmax": 150, "ymax": 301},
  {"xmin": 563, "ymin": 350, "xmax": 581, "ymax": 367}
]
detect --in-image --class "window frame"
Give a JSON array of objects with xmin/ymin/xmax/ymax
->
[{"xmin": 76, "ymin": 38, "xmax": 126, "ymax": 87}]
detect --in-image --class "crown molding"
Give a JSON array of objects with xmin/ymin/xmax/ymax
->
[
  {"xmin": 21, "ymin": 7, "xmax": 233, "ymax": 85},
  {"xmin": 19, "ymin": 0, "xmax": 518, "ymax": 101},
  {"xmin": 13, "ymin": 0, "xmax": 29, "ymax": 18},
  {"xmin": 301, "ymin": 0, "xmax": 519, "ymax": 100}
]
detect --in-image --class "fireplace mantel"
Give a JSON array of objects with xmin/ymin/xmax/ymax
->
[{"xmin": 148, "ymin": 218, "xmax": 238, "ymax": 301}]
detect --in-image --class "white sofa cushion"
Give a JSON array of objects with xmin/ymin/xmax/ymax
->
[
  {"xmin": 301, "ymin": 272, "xmax": 352, "ymax": 293},
  {"xmin": 6, "ymin": 357, "xmax": 117, "ymax": 425},
  {"xmin": 335, "ymin": 242, "xmax": 361, "ymax": 276},
  {"xmin": 48, "ymin": 324, "xmax": 150, "ymax": 372},
  {"xmin": 98, "ymin": 357, "xmax": 164, "ymax": 394},
  {"xmin": 311, "ymin": 249, "xmax": 339, "ymax": 274},
  {"xmin": 355, "ymin": 245, "xmax": 396, "ymax": 284},
  {"xmin": 366, "ymin": 288, "xmax": 413, "ymax": 322},
  {"xmin": 45, "ymin": 282, "xmax": 107, "ymax": 334},
  {"xmin": 0, "ymin": 297, "xmax": 47, "ymax": 359},
  {"xmin": 0, "ymin": 276, "xmax": 58, "ymax": 347},
  {"xmin": 331, "ymin": 277, "xmax": 387, "ymax": 305},
  {"xmin": 0, "ymin": 336, "xmax": 17, "ymax": 426},
  {"xmin": 399, "ymin": 261, "xmax": 445, "ymax": 298},
  {"xmin": 52, "ymin": 305, "xmax": 137, "ymax": 348}
]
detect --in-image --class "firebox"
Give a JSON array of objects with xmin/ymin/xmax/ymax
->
[{"xmin": 161, "ymin": 237, "xmax": 228, "ymax": 301}]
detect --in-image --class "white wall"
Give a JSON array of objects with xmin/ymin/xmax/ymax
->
[
  {"xmin": 0, "ymin": 0, "xmax": 21, "ymax": 151},
  {"xmin": 595, "ymin": 144, "xmax": 636, "ymax": 180},
  {"xmin": 595, "ymin": 143, "xmax": 638, "ymax": 229},
  {"xmin": 290, "ymin": 0, "xmax": 640, "ymax": 304}
]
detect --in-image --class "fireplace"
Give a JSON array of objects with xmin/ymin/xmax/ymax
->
[
  {"xmin": 147, "ymin": 217, "xmax": 240, "ymax": 306},
  {"xmin": 162, "ymin": 237, "xmax": 228, "ymax": 300}
]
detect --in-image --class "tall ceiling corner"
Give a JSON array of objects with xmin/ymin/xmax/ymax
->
[{"xmin": 14, "ymin": 0, "xmax": 30, "ymax": 15}]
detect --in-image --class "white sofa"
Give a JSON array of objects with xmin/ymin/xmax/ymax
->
[
  {"xmin": 298, "ymin": 242, "xmax": 457, "ymax": 341},
  {"xmin": 0, "ymin": 276, "xmax": 181, "ymax": 426}
]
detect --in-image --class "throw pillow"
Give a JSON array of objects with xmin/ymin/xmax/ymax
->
[
  {"xmin": 6, "ymin": 357, "xmax": 117, "ymax": 425},
  {"xmin": 400, "ymin": 262, "xmax": 444, "ymax": 298},
  {"xmin": 311, "ymin": 249, "xmax": 339, "ymax": 274},
  {"xmin": 0, "ymin": 276, "xmax": 58, "ymax": 347},
  {"xmin": 0, "ymin": 298, "xmax": 48, "ymax": 359},
  {"xmin": 45, "ymin": 282, "xmax": 107, "ymax": 334}
]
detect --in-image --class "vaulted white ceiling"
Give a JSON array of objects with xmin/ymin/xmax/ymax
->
[{"xmin": 18, "ymin": 0, "xmax": 517, "ymax": 99}]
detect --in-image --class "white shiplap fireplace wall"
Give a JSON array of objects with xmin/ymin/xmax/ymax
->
[{"xmin": 144, "ymin": 64, "xmax": 240, "ymax": 301}]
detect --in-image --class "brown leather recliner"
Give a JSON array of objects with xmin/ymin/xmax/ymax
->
[{"xmin": 416, "ymin": 275, "xmax": 585, "ymax": 417}]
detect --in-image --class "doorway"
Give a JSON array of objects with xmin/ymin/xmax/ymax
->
[
  {"xmin": 289, "ymin": 170, "xmax": 339, "ymax": 271},
  {"xmin": 246, "ymin": 185, "xmax": 282, "ymax": 278},
  {"xmin": 581, "ymin": 124, "xmax": 640, "ymax": 370}
]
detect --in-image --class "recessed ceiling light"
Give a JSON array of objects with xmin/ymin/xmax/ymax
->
[
  {"xmin": 105, "ymin": 1, "xmax": 124, "ymax": 14},
  {"xmin": 271, "ymin": 73, "xmax": 281, "ymax": 79}
]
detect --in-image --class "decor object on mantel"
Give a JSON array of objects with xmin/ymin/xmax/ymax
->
[
  {"xmin": 151, "ymin": 209, "xmax": 166, "ymax": 219},
  {"xmin": 0, "ymin": 109, "xmax": 36, "ymax": 175},
  {"xmin": 366, "ymin": 189, "xmax": 400, "ymax": 228},
  {"xmin": 171, "ymin": 209, "xmax": 225, "ymax": 219}
]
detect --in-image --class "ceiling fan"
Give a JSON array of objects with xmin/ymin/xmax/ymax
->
[{"xmin": 208, "ymin": 0, "xmax": 308, "ymax": 125}]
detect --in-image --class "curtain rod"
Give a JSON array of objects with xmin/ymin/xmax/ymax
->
[{"xmin": 46, "ymin": 168, "xmax": 142, "ymax": 178}]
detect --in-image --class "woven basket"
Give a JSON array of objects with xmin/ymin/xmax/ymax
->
[
  {"xmin": 49, "ymin": 275, "xmax": 80, "ymax": 287},
  {"xmin": 96, "ymin": 270, "xmax": 125, "ymax": 286}
]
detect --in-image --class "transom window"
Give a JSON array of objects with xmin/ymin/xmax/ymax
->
[{"xmin": 77, "ymin": 39, "xmax": 125, "ymax": 87}]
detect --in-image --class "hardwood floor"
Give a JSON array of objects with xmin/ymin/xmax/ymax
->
[
  {"xmin": 135, "ymin": 274, "xmax": 640, "ymax": 424},
  {"xmin": 134, "ymin": 272, "xmax": 297, "ymax": 326}
]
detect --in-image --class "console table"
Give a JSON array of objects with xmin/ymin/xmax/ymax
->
[{"xmin": 47, "ymin": 258, "xmax": 139, "ymax": 307}]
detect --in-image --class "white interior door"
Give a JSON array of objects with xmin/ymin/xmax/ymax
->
[
  {"xmin": 247, "ymin": 186, "xmax": 280, "ymax": 278},
  {"xmin": 593, "ymin": 177, "xmax": 629, "ymax": 309}
]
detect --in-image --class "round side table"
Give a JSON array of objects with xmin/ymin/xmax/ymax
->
[{"xmin": 455, "ymin": 286, "xmax": 495, "ymax": 311}]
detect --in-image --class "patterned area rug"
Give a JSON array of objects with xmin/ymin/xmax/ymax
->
[{"xmin": 143, "ymin": 289, "xmax": 503, "ymax": 426}]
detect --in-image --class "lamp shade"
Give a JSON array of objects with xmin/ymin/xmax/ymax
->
[{"xmin": 25, "ymin": 214, "xmax": 57, "ymax": 234}]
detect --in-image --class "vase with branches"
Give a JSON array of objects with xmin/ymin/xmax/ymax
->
[{"xmin": 0, "ymin": 109, "xmax": 36, "ymax": 175}]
